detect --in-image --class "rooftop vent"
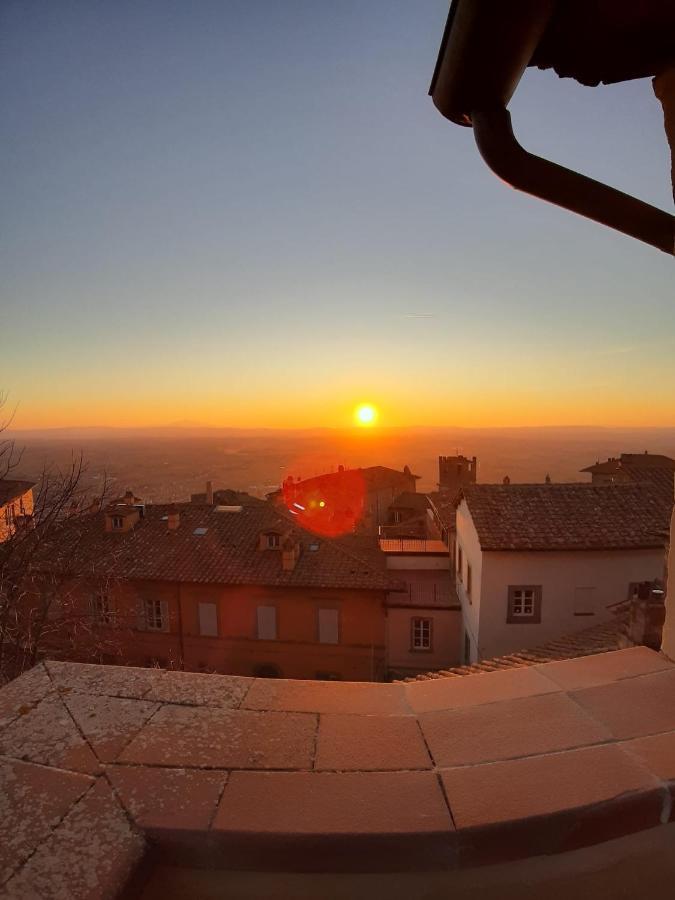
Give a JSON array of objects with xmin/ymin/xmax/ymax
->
[{"xmin": 215, "ymin": 505, "xmax": 243, "ymax": 513}]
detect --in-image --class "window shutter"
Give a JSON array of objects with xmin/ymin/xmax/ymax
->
[
  {"xmin": 574, "ymin": 587, "xmax": 595, "ymax": 615},
  {"xmin": 318, "ymin": 608, "xmax": 339, "ymax": 644},
  {"xmin": 136, "ymin": 600, "xmax": 147, "ymax": 631},
  {"xmin": 159, "ymin": 600, "xmax": 169, "ymax": 632},
  {"xmin": 198, "ymin": 602, "xmax": 218, "ymax": 637},
  {"xmin": 257, "ymin": 605, "xmax": 277, "ymax": 640}
]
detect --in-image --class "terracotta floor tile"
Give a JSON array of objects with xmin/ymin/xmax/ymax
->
[
  {"xmin": 118, "ymin": 705, "xmax": 316, "ymax": 769},
  {"xmin": 572, "ymin": 668, "xmax": 675, "ymax": 739},
  {"xmin": 64, "ymin": 693, "xmax": 159, "ymax": 763},
  {"xmin": 2, "ymin": 777, "xmax": 144, "ymax": 900},
  {"xmin": 441, "ymin": 743, "xmax": 662, "ymax": 830},
  {"xmin": 406, "ymin": 666, "xmax": 560, "ymax": 715},
  {"xmin": 538, "ymin": 647, "xmax": 673, "ymax": 691},
  {"xmin": 315, "ymin": 715, "xmax": 431, "ymax": 771},
  {"xmin": 108, "ymin": 765, "xmax": 227, "ymax": 831},
  {"xmin": 0, "ymin": 758, "xmax": 93, "ymax": 885},
  {"xmin": 144, "ymin": 671, "xmax": 252, "ymax": 708},
  {"xmin": 0, "ymin": 694, "xmax": 100, "ymax": 775},
  {"xmin": 213, "ymin": 770, "xmax": 452, "ymax": 835},
  {"xmin": 419, "ymin": 691, "xmax": 610, "ymax": 767},
  {"xmin": 242, "ymin": 679, "xmax": 409, "ymax": 715}
]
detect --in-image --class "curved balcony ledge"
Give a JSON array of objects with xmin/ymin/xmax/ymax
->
[{"xmin": 1, "ymin": 647, "xmax": 675, "ymax": 897}]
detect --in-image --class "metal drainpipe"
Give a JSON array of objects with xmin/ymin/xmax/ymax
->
[{"xmin": 471, "ymin": 106, "xmax": 675, "ymax": 256}]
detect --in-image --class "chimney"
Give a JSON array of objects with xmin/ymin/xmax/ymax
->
[
  {"xmin": 545, "ymin": 474, "xmax": 551, "ymax": 484},
  {"xmin": 282, "ymin": 537, "xmax": 300, "ymax": 571},
  {"xmin": 124, "ymin": 490, "xmax": 135, "ymax": 506},
  {"xmin": 167, "ymin": 505, "xmax": 180, "ymax": 531},
  {"xmin": 206, "ymin": 481, "xmax": 214, "ymax": 505},
  {"xmin": 503, "ymin": 475, "xmax": 510, "ymax": 485},
  {"xmin": 89, "ymin": 498, "xmax": 101, "ymax": 514}
]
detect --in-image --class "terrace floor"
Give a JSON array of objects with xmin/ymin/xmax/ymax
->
[{"xmin": 2, "ymin": 647, "xmax": 675, "ymax": 898}]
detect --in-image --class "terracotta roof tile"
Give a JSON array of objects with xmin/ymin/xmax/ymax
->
[
  {"xmin": 39, "ymin": 503, "xmax": 404, "ymax": 592},
  {"xmin": 459, "ymin": 482, "xmax": 671, "ymax": 551}
]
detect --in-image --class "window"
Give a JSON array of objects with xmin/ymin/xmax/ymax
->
[
  {"xmin": 574, "ymin": 587, "xmax": 596, "ymax": 616},
  {"xmin": 457, "ymin": 545, "xmax": 463, "ymax": 580},
  {"xmin": 198, "ymin": 602, "xmax": 218, "ymax": 636},
  {"xmin": 90, "ymin": 593, "xmax": 114, "ymax": 625},
  {"xmin": 392, "ymin": 510, "xmax": 402, "ymax": 524},
  {"xmin": 467, "ymin": 564, "xmax": 472, "ymax": 600},
  {"xmin": 318, "ymin": 608, "xmax": 339, "ymax": 644},
  {"xmin": 266, "ymin": 533, "xmax": 280, "ymax": 549},
  {"xmin": 506, "ymin": 586, "xmax": 542, "ymax": 624},
  {"xmin": 411, "ymin": 617, "xmax": 432, "ymax": 651},
  {"xmin": 144, "ymin": 598, "xmax": 168, "ymax": 631},
  {"xmin": 257, "ymin": 605, "xmax": 277, "ymax": 640},
  {"xmin": 111, "ymin": 515, "xmax": 124, "ymax": 530}
]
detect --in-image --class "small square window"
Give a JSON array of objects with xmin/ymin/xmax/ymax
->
[
  {"xmin": 507, "ymin": 586, "xmax": 542, "ymax": 624},
  {"xmin": 111, "ymin": 515, "xmax": 124, "ymax": 530},
  {"xmin": 411, "ymin": 617, "xmax": 432, "ymax": 651}
]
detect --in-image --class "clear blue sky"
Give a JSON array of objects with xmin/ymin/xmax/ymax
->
[{"xmin": 1, "ymin": 0, "xmax": 673, "ymax": 429}]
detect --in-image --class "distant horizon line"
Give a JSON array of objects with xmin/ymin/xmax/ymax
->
[{"xmin": 8, "ymin": 422, "xmax": 675, "ymax": 436}]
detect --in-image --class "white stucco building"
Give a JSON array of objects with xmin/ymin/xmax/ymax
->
[{"xmin": 454, "ymin": 483, "xmax": 671, "ymax": 663}]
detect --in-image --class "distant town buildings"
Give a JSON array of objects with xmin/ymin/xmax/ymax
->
[
  {"xmin": 0, "ymin": 479, "xmax": 34, "ymax": 542},
  {"xmin": 438, "ymin": 454, "xmax": 477, "ymax": 493}
]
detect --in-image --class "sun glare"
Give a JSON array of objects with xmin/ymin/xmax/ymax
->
[{"xmin": 354, "ymin": 403, "xmax": 378, "ymax": 427}]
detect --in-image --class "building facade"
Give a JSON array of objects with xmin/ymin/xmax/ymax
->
[
  {"xmin": 0, "ymin": 479, "xmax": 35, "ymax": 543},
  {"xmin": 454, "ymin": 483, "xmax": 670, "ymax": 663}
]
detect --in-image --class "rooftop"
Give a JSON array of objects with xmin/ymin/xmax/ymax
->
[
  {"xmin": 402, "ymin": 619, "xmax": 624, "ymax": 682},
  {"xmin": 3, "ymin": 648, "xmax": 675, "ymax": 894},
  {"xmin": 0, "ymin": 479, "xmax": 35, "ymax": 507},
  {"xmin": 38, "ymin": 502, "xmax": 403, "ymax": 592},
  {"xmin": 458, "ymin": 482, "xmax": 672, "ymax": 552}
]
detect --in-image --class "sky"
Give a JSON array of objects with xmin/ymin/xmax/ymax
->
[{"xmin": 1, "ymin": 0, "xmax": 673, "ymax": 431}]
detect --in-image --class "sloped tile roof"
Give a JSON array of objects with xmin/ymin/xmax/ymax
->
[
  {"xmin": 37, "ymin": 503, "xmax": 404, "ymax": 592},
  {"xmin": 399, "ymin": 619, "xmax": 624, "ymax": 682},
  {"xmin": 459, "ymin": 483, "xmax": 671, "ymax": 551},
  {"xmin": 0, "ymin": 479, "xmax": 35, "ymax": 506}
]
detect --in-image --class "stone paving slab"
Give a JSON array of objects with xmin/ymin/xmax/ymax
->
[
  {"xmin": 571, "ymin": 668, "xmax": 675, "ymax": 740},
  {"xmin": 405, "ymin": 665, "xmax": 561, "ymax": 715},
  {"xmin": 117, "ymin": 705, "xmax": 317, "ymax": 769},
  {"xmin": 107, "ymin": 765, "xmax": 227, "ymax": 832},
  {"xmin": 0, "ymin": 663, "xmax": 54, "ymax": 730},
  {"xmin": 536, "ymin": 646, "xmax": 674, "ymax": 691},
  {"xmin": 63, "ymin": 693, "xmax": 159, "ymax": 763},
  {"xmin": 243, "ymin": 679, "xmax": 410, "ymax": 715},
  {"xmin": 143, "ymin": 670, "xmax": 252, "ymax": 708},
  {"xmin": 315, "ymin": 714, "xmax": 432, "ymax": 771},
  {"xmin": 0, "ymin": 693, "xmax": 100, "ymax": 775},
  {"xmin": 419, "ymin": 692, "xmax": 612, "ymax": 767},
  {"xmin": 2, "ymin": 777, "xmax": 144, "ymax": 900},
  {"xmin": 46, "ymin": 660, "xmax": 163, "ymax": 700},
  {"xmin": 440, "ymin": 743, "xmax": 666, "ymax": 865},
  {"xmin": 0, "ymin": 758, "xmax": 93, "ymax": 886}
]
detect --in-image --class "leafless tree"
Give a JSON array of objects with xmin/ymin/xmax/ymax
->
[{"xmin": 0, "ymin": 394, "xmax": 130, "ymax": 682}]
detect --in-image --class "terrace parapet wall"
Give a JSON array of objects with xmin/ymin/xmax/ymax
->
[{"xmin": 2, "ymin": 648, "xmax": 675, "ymax": 896}]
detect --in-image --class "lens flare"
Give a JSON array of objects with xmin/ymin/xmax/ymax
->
[{"xmin": 354, "ymin": 403, "xmax": 378, "ymax": 426}]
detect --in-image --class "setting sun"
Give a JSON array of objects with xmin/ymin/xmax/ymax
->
[{"xmin": 354, "ymin": 403, "xmax": 378, "ymax": 427}]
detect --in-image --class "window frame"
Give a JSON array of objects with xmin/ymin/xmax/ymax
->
[
  {"xmin": 266, "ymin": 533, "xmax": 280, "ymax": 549},
  {"xmin": 506, "ymin": 585, "xmax": 542, "ymax": 624},
  {"xmin": 111, "ymin": 515, "xmax": 124, "ymax": 530},
  {"xmin": 410, "ymin": 616, "xmax": 433, "ymax": 652},
  {"xmin": 90, "ymin": 592, "xmax": 115, "ymax": 626},
  {"xmin": 145, "ymin": 598, "xmax": 168, "ymax": 632}
]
